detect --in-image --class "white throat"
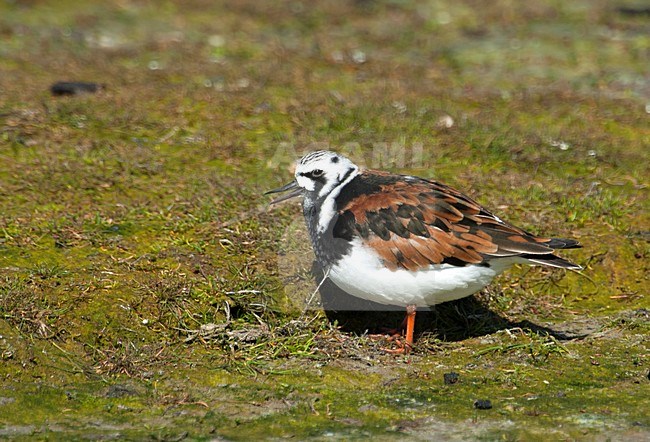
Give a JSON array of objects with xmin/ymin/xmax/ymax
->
[{"xmin": 316, "ymin": 167, "xmax": 359, "ymax": 234}]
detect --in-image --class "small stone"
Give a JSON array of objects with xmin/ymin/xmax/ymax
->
[
  {"xmin": 50, "ymin": 81, "xmax": 103, "ymax": 96},
  {"xmin": 443, "ymin": 372, "xmax": 460, "ymax": 385},
  {"xmin": 436, "ymin": 115, "xmax": 454, "ymax": 129},
  {"xmin": 549, "ymin": 140, "xmax": 570, "ymax": 150},
  {"xmin": 351, "ymin": 49, "xmax": 366, "ymax": 64},
  {"xmin": 474, "ymin": 399, "xmax": 492, "ymax": 410}
]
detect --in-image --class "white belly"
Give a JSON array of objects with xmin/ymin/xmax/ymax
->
[{"xmin": 328, "ymin": 239, "xmax": 515, "ymax": 308}]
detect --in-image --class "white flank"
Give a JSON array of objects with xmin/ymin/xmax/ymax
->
[{"xmin": 329, "ymin": 239, "xmax": 515, "ymax": 307}]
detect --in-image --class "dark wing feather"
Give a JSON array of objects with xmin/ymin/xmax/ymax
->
[{"xmin": 333, "ymin": 170, "xmax": 581, "ymax": 271}]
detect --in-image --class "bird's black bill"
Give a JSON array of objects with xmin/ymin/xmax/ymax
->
[{"xmin": 264, "ymin": 180, "xmax": 302, "ymax": 205}]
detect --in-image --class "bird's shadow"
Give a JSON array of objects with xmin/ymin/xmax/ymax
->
[{"xmin": 311, "ymin": 263, "xmax": 587, "ymax": 341}]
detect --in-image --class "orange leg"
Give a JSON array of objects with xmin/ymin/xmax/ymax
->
[
  {"xmin": 382, "ymin": 304, "xmax": 416, "ymax": 354},
  {"xmin": 404, "ymin": 304, "xmax": 416, "ymax": 350}
]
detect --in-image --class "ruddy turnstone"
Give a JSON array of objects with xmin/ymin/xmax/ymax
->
[{"xmin": 267, "ymin": 150, "xmax": 581, "ymax": 352}]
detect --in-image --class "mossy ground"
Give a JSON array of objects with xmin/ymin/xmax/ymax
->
[{"xmin": 0, "ymin": 0, "xmax": 648, "ymax": 440}]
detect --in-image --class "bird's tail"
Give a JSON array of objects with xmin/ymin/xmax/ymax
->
[{"xmin": 525, "ymin": 237, "xmax": 582, "ymax": 270}]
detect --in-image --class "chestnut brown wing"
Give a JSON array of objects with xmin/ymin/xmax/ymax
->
[{"xmin": 332, "ymin": 171, "xmax": 577, "ymax": 271}]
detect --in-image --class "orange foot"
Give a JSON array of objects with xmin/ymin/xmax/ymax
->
[{"xmin": 381, "ymin": 338, "xmax": 413, "ymax": 354}]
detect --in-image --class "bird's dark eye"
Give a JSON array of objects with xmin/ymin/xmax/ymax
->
[{"xmin": 310, "ymin": 169, "xmax": 324, "ymax": 178}]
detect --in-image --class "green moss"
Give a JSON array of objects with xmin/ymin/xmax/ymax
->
[{"xmin": 0, "ymin": 0, "xmax": 648, "ymax": 439}]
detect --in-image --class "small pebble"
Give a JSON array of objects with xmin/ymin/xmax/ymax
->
[
  {"xmin": 50, "ymin": 81, "xmax": 103, "ymax": 96},
  {"xmin": 474, "ymin": 399, "xmax": 492, "ymax": 410},
  {"xmin": 351, "ymin": 49, "xmax": 366, "ymax": 64},
  {"xmin": 443, "ymin": 372, "xmax": 460, "ymax": 385},
  {"xmin": 549, "ymin": 140, "xmax": 570, "ymax": 151},
  {"xmin": 436, "ymin": 115, "xmax": 454, "ymax": 129},
  {"xmin": 618, "ymin": 7, "xmax": 650, "ymax": 16}
]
